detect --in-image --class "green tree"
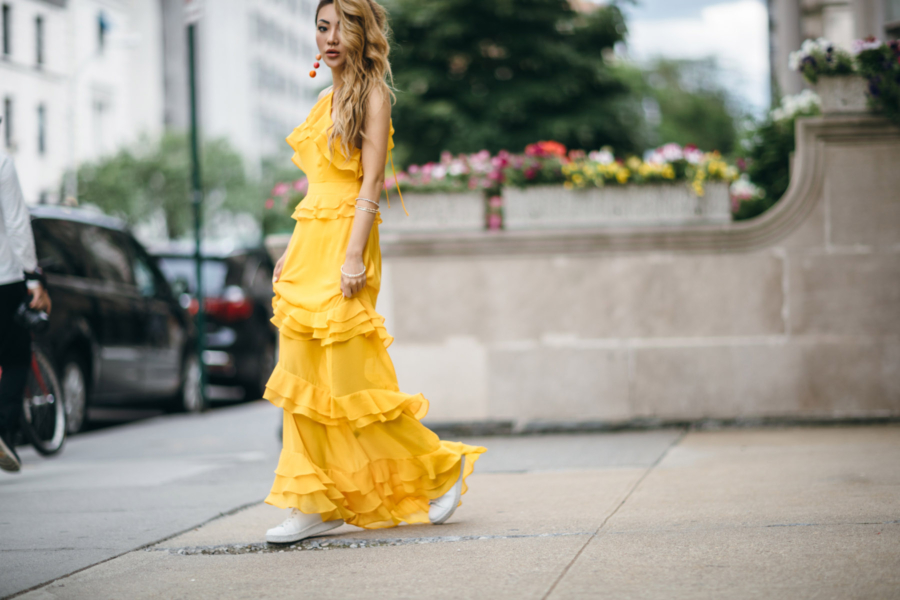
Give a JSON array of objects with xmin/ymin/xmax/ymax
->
[
  {"xmin": 384, "ymin": 0, "xmax": 646, "ymax": 164},
  {"xmin": 75, "ymin": 133, "xmax": 261, "ymax": 238}
]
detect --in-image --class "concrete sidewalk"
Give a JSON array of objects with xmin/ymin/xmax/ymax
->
[{"xmin": 13, "ymin": 424, "xmax": 900, "ymax": 600}]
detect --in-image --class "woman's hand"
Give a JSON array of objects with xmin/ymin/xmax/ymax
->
[
  {"xmin": 340, "ymin": 256, "xmax": 367, "ymax": 298},
  {"xmin": 273, "ymin": 252, "xmax": 287, "ymax": 284}
]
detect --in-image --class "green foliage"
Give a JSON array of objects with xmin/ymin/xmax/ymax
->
[
  {"xmin": 384, "ymin": 0, "xmax": 646, "ymax": 164},
  {"xmin": 75, "ymin": 133, "xmax": 262, "ymax": 238},
  {"xmin": 733, "ymin": 116, "xmax": 796, "ymax": 220},
  {"xmin": 856, "ymin": 40, "xmax": 900, "ymax": 125}
]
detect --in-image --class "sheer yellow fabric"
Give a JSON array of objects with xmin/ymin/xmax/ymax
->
[{"xmin": 266, "ymin": 90, "xmax": 485, "ymax": 528}]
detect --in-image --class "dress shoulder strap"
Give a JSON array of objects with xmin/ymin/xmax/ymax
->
[{"xmin": 383, "ymin": 147, "xmax": 408, "ymax": 216}]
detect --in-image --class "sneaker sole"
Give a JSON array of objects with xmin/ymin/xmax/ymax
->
[
  {"xmin": 266, "ymin": 519, "xmax": 344, "ymax": 544},
  {"xmin": 0, "ymin": 437, "xmax": 20, "ymax": 473},
  {"xmin": 431, "ymin": 455, "xmax": 465, "ymax": 525}
]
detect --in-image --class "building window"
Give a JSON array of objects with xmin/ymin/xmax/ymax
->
[
  {"xmin": 2, "ymin": 4, "xmax": 11, "ymax": 57},
  {"xmin": 3, "ymin": 97, "xmax": 12, "ymax": 149},
  {"xmin": 37, "ymin": 103, "xmax": 46, "ymax": 155},
  {"xmin": 35, "ymin": 15, "xmax": 43, "ymax": 66},
  {"xmin": 97, "ymin": 12, "xmax": 108, "ymax": 53}
]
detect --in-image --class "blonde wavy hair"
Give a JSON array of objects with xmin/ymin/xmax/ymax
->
[{"xmin": 316, "ymin": 0, "xmax": 396, "ymax": 164}]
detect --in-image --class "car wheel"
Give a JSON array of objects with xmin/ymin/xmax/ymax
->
[
  {"xmin": 245, "ymin": 341, "xmax": 275, "ymax": 400},
  {"xmin": 177, "ymin": 353, "xmax": 205, "ymax": 413},
  {"xmin": 61, "ymin": 356, "xmax": 88, "ymax": 434}
]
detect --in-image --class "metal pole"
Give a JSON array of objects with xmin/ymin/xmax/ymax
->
[{"xmin": 187, "ymin": 21, "xmax": 206, "ymax": 406}]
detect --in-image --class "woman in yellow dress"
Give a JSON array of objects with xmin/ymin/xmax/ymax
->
[{"xmin": 263, "ymin": 0, "xmax": 486, "ymax": 544}]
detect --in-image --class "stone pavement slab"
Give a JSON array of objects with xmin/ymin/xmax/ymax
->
[{"xmin": 549, "ymin": 426, "xmax": 900, "ymax": 600}]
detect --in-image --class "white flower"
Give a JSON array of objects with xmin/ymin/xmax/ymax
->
[
  {"xmin": 851, "ymin": 37, "xmax": 883, "ymax": 55},
  {"xmin": 772, "ymin": 90, "xmax": 821, "ymax": 121},
  {"xmin": 431, "ymin": 165, "xmax": 447, "ymax": 180},
  {"xmin": 731, "ymin": 174, "xmax": 764, "ymax": 201},
  {"xmin": 683, "ymin": 147, "xmax": 704, "ymax": 165},
  {"xmin": 448, "ymin": 162, "xmax": 467, "ymax": 176},
  {"xmin": 788, "ymin": 50, "xmax": 802, "ymax": 71},
  {"xmin": 815, "ymin": 37, "xmax": 833, "ymax": 52},
  {"xmin": 588, "ymin": 149, "xmax": 614, "ymax": 165}
]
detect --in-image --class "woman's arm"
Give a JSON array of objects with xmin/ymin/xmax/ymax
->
[{"xmin": 340, "ymin": 89, "xmax": 391, "ymax": 298}]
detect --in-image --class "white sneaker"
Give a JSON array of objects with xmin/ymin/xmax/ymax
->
[
  {"xmin": 429, "ymin": 455, "xmax": 465, "ymax": 525},
  {"xmin": 265, "ymin": 509, "xmax": 344, "ymax": 544}
]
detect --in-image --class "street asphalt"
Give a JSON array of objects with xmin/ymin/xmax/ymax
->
[{"xmin": 1, "ymin": 400, "xmax": 898, "ymax": 599}]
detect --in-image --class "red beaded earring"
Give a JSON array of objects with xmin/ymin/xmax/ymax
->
[{"xmin": 310, "ymin": 54, "xmax": 321, "ymax": 78}]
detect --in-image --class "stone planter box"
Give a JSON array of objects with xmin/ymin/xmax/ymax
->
[
  {"xmin": 816, "ymin": 75, "xmax": 869, "ymax": 115},
  {"xmin": 378, "ymin": 191, "xmax": 485, "ymax": 233},
  {"xmin": 502, "ymin": 182, "xmax": 732, "ymax": 230}
]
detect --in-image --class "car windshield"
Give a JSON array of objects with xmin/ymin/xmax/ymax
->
[{"xmin": 156, "ymin": 257, "xmax": 228, "ymax": 297}]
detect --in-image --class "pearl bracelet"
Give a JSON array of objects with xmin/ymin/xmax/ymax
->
[
  {"xmin": 356, "ymin": 205, "xmax": 379, "ymax": 215},
  {"xmin": 356, "ymin": 197, "xmax": 380, "ymax": 207},
  {"xmin": 340, "ymin": 265, "xmax": 366, "ymax": 278}
]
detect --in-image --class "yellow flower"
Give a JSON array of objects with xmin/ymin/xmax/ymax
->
[
  {"xmin": 572, "ymin": 174, "xmax": 584, "ymax": 185},
  {"xmin": 616, "ymin": 168, "xmax": 630, "ymax": 184},
  {"xmin": 626, "ymin": 156, "xmax": 641, "ymax": 171},
  {"xmin": 564, "ymin": 182, "xmax": 573, "ymax": 189},
  {"xmin": 662, "ymin": 165, "xmax": 675, "ymax": 179},
  {"xmin": 693, "ymin": 181, "xmax": 705, "ymax": 196}
]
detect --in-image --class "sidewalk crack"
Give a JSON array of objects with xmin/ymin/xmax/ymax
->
[{"xmin": 540, "ymin": 428, "xmax": 688, "ymax": 600}]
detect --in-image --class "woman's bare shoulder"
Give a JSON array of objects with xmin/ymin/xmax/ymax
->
[{"xmin": 317, "ymin": 86, "xmax": 334, "ymax": 101}]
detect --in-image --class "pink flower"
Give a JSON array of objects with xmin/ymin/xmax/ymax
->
[
  {"xmin": 408, "ymin": 164, "xmax": 420, "ymax": 174},
  {"xmin": 271, "ymin": 183, "xmax": 289, "ymax": 196},
  {"xmin": 264, "ymin": 198, "xmax": 275, "ymax": 210},
  {"xmin": 525, "ymin": 167, "xmax": 537, "ymax": 180},
  {"xmin": 292, "ymin": 178, "xmax": 308, "ymax": 192},
  {"xmin": 489, "ymin": 195, "xmax": 503, "ymax": 208},
  {"xmin": 487, "ymin": 214, "xmax": 502, "ymax": 230}
]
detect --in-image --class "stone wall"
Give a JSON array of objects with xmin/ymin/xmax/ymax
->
[{"xmin": 268, "ymin": 116, "xmax": 900, "ymax": 430}]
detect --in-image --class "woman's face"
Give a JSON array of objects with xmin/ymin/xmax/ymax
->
[{"xmin": 316, "ymin": 4, "xmax": 345, "ymax": 71}]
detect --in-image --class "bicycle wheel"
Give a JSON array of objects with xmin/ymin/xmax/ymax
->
[{"xmin": 21, "ymin": 349, "xmax": 67, "ymax": 456}]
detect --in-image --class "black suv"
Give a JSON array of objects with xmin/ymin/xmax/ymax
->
[
  {"xmin": 150, "ymin": 243, "xmax": 276, "ymax": 400},
  {"xmin": 29, "ymin": 206, "xmax": 202, "ymax": 433}
]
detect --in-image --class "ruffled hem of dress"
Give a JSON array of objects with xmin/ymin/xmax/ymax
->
[
  {"xmin": 264, "ymin": 363, "xmax": 427, "ymax": 428},
  {"xmin": 264, "ymin": 442, "xmax": 485, "ymax": 529},
  {"xmin": 271, "ymin": 295, "xmax": 393, "ymax": 348},
  {"xmin": 289, "ymin": 193, "xmax": 383, "ymax": 223}
]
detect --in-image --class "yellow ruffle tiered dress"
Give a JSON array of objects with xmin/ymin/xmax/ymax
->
[{"xmin": 264, "ymin": 90, "xmax": 486, "ymax": 529}]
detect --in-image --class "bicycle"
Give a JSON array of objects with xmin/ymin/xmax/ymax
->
[{"xmin": 0, "ymin": 346, "xmax": 67, "ymax": 456}]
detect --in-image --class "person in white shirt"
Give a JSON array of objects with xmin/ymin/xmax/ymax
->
[{"xmin": 0, "ymin": 131, "xmax": 52, "ymax": 473}]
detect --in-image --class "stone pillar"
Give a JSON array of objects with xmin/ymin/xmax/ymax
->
[
  {"xmin": 769, "ymin": 0, "xmax": 804, "ymax": 102},
  {"xmin": 852, "ymin": 0, "xmax": 887, "ymax": 38}
]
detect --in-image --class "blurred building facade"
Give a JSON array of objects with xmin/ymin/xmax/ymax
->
[
  {"xmin": 1, "ymin": 0, "xmax": 165, "ymax": 205},
  {"xmin": 161, "ymin": 0, "xmax": 323, "ymax": 176},
  {"xmin": 2, "ymin": 0, "xmax": 321, "ymax": 205},
  {"xmin": 769, "ymin": 0, "xmax": 900, "ymax": 99}
]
